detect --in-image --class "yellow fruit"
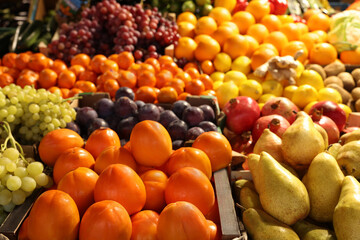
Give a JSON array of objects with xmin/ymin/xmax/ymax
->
[
  {"xmin": 292, "ymin": 84, "xmax": 318, "ymax": 109},
  {"xmin": 214, "ymin": 0, "xmax": 237, "ymax": 12},
  {"xmin": 303, "ymin": 101, "xmax": 318, "ymax": 114},
  {"xmin": 261, "ymin": 80, "xmax": 283, "ymax": 96},
  {"xmin": 318, "ymin": 87, "xmax": 342, "ymax": 104},
  {"xmin": 194, "ymin": 35, "xmax": 221, "ymax": 62},
  {"xmin": 178, "ymin": 22, "xmax": 196, "ymax": 38},
  {"xmin": 258, "ymin": 102, "xmax": 265, "ymax": 110},
  {"xmin": 213, "ymin": 52, "xmax": 232, "ymax": 72},
  {"xmin": 295, "ymin": 60, "xmax": 304, "ymax": 79},
  {"xmin": 174, "ymin": 37, "xmax": 197, "ymax": 61},
  {"xmin": 283, "ymin": 85, "xmax": 298, "ymax": 99},
  {"xmin": 297, "ymin": 69, "xmax": 324, "ymax": 90},
  {"xmin": 338, "ymin": 103, "xmax": 352, "ymax": 120},
  {"xmin": 216, "ymin": 81, "xmax": 239, "ymax": 108},
  {"xmin": 224, "ymin": 70, "xmax": 247, "ymax": 87},
  {"xmin": 223, "ymin": 34, "xmax": 249, "ymax": 59},
  {"xmin": 209, "ymin": 7, "xmax": 232, "ymax": 25},
  {"xmin": 258, "ymin": 93, "xmax": 276, "ymax": 103},
  {"xmin": 239, "ymin": 80, "xmax": 263, "ymax": 100},
  {"xmin": 177, "ymin": 12, "xmax": 197, "ymax": 26},
  {"xmin": 211, "ymin": 26, "xmax": 235, "ymax": 47},
  {"xmin": 220, "ymin": 21, "xmax": 239, "ymax": 34},
  {"xmin": 213, "ymin": 81, "xmax": 224, "ymax": 90},
  {"xmin": 210, "ymin": 71, "xmax": 225, "ymax": 82},
  {"xmin": 195, "ymin": 16, "xmax": 218, "ymax": 36},
  {"xmin": 245, "ymin": 0, "xmax": 271, "ymax": 23},
  {"xmin": 231, "ymin": 56, "xmax": 251, "ymax": 74},
  {"xmin": 247, "ymin": 72, "xmax": 264, "ymax": 83}
]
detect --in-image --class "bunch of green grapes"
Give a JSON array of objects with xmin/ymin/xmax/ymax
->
[
  {"xmin": 0, "ymin": 121, "xmax": 52, "ymax": 216},
  {"xmin": 0, "ymin": 84, "xmax": 76, "ymax": 144}
]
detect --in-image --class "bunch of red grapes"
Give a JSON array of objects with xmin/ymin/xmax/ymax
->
[{"xmin": 48, "ymin": 0, "xmax": 179, "ymax": 63}]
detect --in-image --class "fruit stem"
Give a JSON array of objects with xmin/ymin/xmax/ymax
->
[
  {"xmin": 0, "ymin": 121, "xmax": 26, "ymax": 162},
  {"xmin": 61, "ymin": 95, "xmax": 82, "ymax": 103}
]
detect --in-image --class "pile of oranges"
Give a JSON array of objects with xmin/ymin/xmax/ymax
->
[{"xmin": 0, "ymin": 51, "xmax": 215, "ymax": 104}]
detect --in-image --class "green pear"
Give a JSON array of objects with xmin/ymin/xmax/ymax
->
[
  {"xmin": 233, "ymin": 179, "xmax": 256, "ymax": 202},
  {"xmin": 257, "ymin": 152, "xmax": 310, "ymax": 225},
  {"xmin": 333, "ymin": 176, "xmax": 360, "ymax": 240},
  {"xmin": 247, "ymin": 153, "xmax": 260, "ymax": 191},
  {"xmin": 243, "ymin": 208, "xmax": 300, "ymax": 240},
  {"xmin": 254, "ymin": 128, "xmax": 284, "ymax": 162},
  {"xmin": 302, "ymin": 152, "xmax": 344, "ymax": 222},
  {"xmin": 326, "ymin": 143, "xmax": 342, "ymax": 159},
  {"xmin": 340, "ymin": 128, "xmax": 360, "ymax": 145},
  {"xmin": 239, "ymin": 186, "xmax": 263, "ymax": 210},
  {"xmin": 281, "ymin": 111, "xmax": 326, "ymax": 170},
  {"xmin": 336, "ymin": 140, "xmax": 360, "ymax": 179},
  {"xmin": 292, "ymin": 220, "xmax": 336, "ymax": 240}
]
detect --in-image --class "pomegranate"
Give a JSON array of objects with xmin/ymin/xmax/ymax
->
[
  {"xmin": 230, "ymin": 131, "xmax": 254, "ymax": 155},
  {"xmin": 311, "ymin": 110, "xmax": 340, "ymax": 144},
  {"xmin": 252, "ymin": 114, "xmax": 290, "ymax": 143},
  {"xmin": 261, "ymin": 97, "xmax": 299, "ymax": 124},
  {"xmin": 342, "ymin": 126, "xmax": 360, "ymax": 134},
  {"xmin": 223, "ymin": 96, "xmax": 260, "ymax": 134},
  {"xmin": 309, "ymin": 101, "xmax": 346, "ymax": 132}
]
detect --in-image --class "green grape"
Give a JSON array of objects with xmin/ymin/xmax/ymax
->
[
  {"xmin": 52, "ymin": 118, "xmax": 61, "ymax": 128},
  {"xmin": 14, "ymin": 107, "xmax": 23, "ymax": 117},
  {"xmin": 23, "ymin": 94, "xmax": 33, "ymax": 103},
  {"xmin": 0, "ymin": 109, "xmax": 8, "ymax": 118},
  {"xmin": 14, "ymin": 167, "xmax": 27, "ymax": 178},
  {"xmin": 9, "ymin": 97, "xmax": 18, "ymax": 105},
  {"xmin": 52, "ymin": 105, "xmax": 60, "ymax": 113},
  {"xmin": 0, "ymin": 99, "xmax": 6, "ymax": 107},
  {"xmin": 32, "ymin": 126, "xmax": 40, "ymax": 134},
  {"xmin": 16, "ymin": 160, "xmax": 26, "ymax": 168},
  {"xmin": 29, "ymin": 103, "xmax": 40, "ymax": 113},
  {"xmin": 32, "ymin": 113, "xmax": 40, "ymax": 121},
  {"xmin": 6, "ymin": 176, "xmax": 22, "ymax": 191},
  {"xmin": 0, "ymin": 189, "xmax": 12, "ymax": 205},
  {"xmin": 5, "ymin": 162, "xmax": 16, "ymax": 172},
  {"xmin": 3, "ymin": 202, "xmax": 15, "ymax": 212},
  {"xmin": 47, "ymin": 123, "xmax": 55, "ymax": 131},
  {"xmin": 25, "ymin": 131, "xmax": 33, "ymax": 140},
  {"xmin": 27, "ymin": 162, "xmax": 43, "ymax": 177},
  {"xmin": 12, "ymin": 190, "xmax": 26, "ymax": 205},
  {"xmin": 44, "ymin": 115, "xmax": 52, "ymax": 123},
  {"xmin": 0, "ymin": 157, "xmax": 11, "ymax": 166},
  {"xmin": 2, "ymin": 86, "xmax": 10, "ymax": 94},
  {"xmin": 18, "ymin": 126, "xmax": 27, "ymax": 134},
  {"xmin": 64, "ymin": 115, "xmax": 72, "ymax": 123},
  {"xmin": 40, "ymin": 104, "xmax": 48, "ymax": 112},
  {"xmin": 21, "ymin": 177, "xmax": 36, "ymax": 192},
  {"xmin": 7, "ymin": 105, "xmax": 17, "ymax": 115},
  {"xmin": 0, "ymin": 165, "xmax": 6, "ymax": 179},
  {"xmin": 60, "ymin": 119, "xmax": 66, "ymax": 128},
  {"xmin": 39, "ymin": 122, "xmax": 47, "ymax": 130},
  {"xmin": 6, "ymin": 114, "xmax": 15, "ymax": 123},
  {"xmin": 34, "ymin": 173, "xmax": 49, "ymax": 187},
  {"xmin": 2, "ymin": 148, "xmax": 19, "ymax": 161}
]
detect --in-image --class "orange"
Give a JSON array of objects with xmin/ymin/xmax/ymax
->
[
  {"xmin": 157, "ymin": 86, "xmax": 178, "ymax": 103},
  {"xmin": 58, "ymin": 70, "xmax": 76, "ymax": 89},
  {"xmin": 165, "ymin": 167, "xmax": 215, "ymax": 215},
  {"xmin": 28, "ymin": 53, "xmax": 49, "ymax": 72},
  {"xmin": 0, "ymin": 73, "xmax": 14, "ymax": 87},
  {"xmin": 223, "ymin": 34, "xmax": 249, "ymax": 59},
  {"xmin": 140, "ymin": 170, "xmax": 168, "ymax": 212},
  {"xmin": 208, "ymin": 7, "xmax": 232, "ymax": 25},
  {"xmin": 68, "ymin": 64, "xmax": 85, "ymax": 78},
  {"xmin": 90, "ymin": 54, "xmax": 107, "ymax": 73},
  {"xmin": 135, "ymin": 86, "xmax": 157, "ymax": 103},
  {"xmin": 185, "ymin": 67, "xmax": 200, "ymax": 79},
  {"xmin": 175, "ymin": 37, "xmax": 197, "ymax": 61},
  {"xmin": 312, "ymin": 30, "xmax": 328, "ymax": 42},
  {"xmin": 251, "ymin": 47, "xmax": 278, "ymax": 71},
  {"xmin": 50, "ymin": 59, "xmax": 68, "ymax": 75},
  {"xmin": 38, "ymin": 68, "xmax": 58, "ymax": 89},
  {"xmin": 76, "ymin": 81, "xmax": 97, "ymax": 93},
  {"xmin": 164, "ymin": 78, "xmax": 185, "ymax": 95},
  {"xmin": 103, "ymin": 79, "xmax": 120, "ymax": 98},
  {"xmin": 116, "ymin": 51, "xmax": 134, "ymax": 70},
  {"xmin": 144, "ymin": 58, "xmax": 160, "ymax": 73},
  {"xmin": 280, "ymin": 41, "xmax": 308, "ymax": 64},
  {"xmin": 279, "ymin": 22, "xmax": 301, "ymax": 41},
  {"xmin": 15, "ymin": 52, "xmax": 30, "ymax": 70},
  {"xmin": 175, "ymin": 71, "xmax": 192, "ymax": 84},
  {"xmin": 299, "ymin": 32, "xmax": 322, "ymax": 53},
  {"xmin": 68, "ymin": 88, "xmax": 83, "ymax": 98},
  {"xmin": 260, "ymin": 14, "xmax": 281, "ymax": 32},
  {"xmin": 2, "ymin": 53, "xmax": 17, "ymax": 68},
  {"xmin": 195, "ymin": 16, "xmax": 218, "ymax": 36},
  {"xmin": 245, "ymin": 35, "xmax": 260, "ymax": 57},
  {"xmin": 211, "ymin": 26, "xmax": 235, "ymax": 47},
  {"xmin": 231, "ymin": 11, "xmax": 255, "ymax": 34},
  {"xmin": 160, "ymin": 62, "xmax": 179, "ymax": 76},
  {"xmin": 178, "ymin": 92, "xmax": 191, "ymax": 101},
  {"xmin": 177, "ymin": 21, "xmax": 196, "ymax": 38},
  {"xmin": 194, "ymin": 35, "xmax": 221, "ymax": 62},
  {"xmin": 185, "ymin": 79, "xmax": 205, "ymax": 95},
  {"xmin": 307, "ymin": 13, "xmax": 330, "ymax": 32},
  {"xmin": 220, "ymin": 21, "xmax": 239, "ymax": 34},
  {"xmin": 246, "ymin": 23, "xmax": 269, "ymax": 44},
  {"xmin": 108, "ymin": 53, "xmax": 118, "ymax": 62},
  {"xmin": 199, "ymin": 74, "xmax": 214, "ymax": 90},
  {"xmin": 156, "ymin": 69, "xmax": 173, "ymax": 89},
  {"xmin": 177, "ymin": 11, "xmax": 197, "ymax": 26},
  {"xmin": 158, "ymin": 55, "xmax": 174, "ymax": 65},
  {"xmin": 183, "ymin": 62, "xmax": 200, "ymax": 71},
  {"xmin": 296, "ymin": 22, "xmax": 309, "ymax": 34},
  {"xmin": 48, "ymin": 86, "xmax": 63, "ymax": 96},
  {"xmin": 309, "ymin": 43, "xmax": 338, "ymax": 65},
  {"xmin": 264, "ymin": 31, "xmax": 289, "ymax": 53},
  {"xmin": 201, "ymin": 60, "xmax": 215, "ymax": 75},
  {"xmin": 117, "ymin": 70, "xmax": 136, "ymax": 89},
  {"xmin": 278, "ymin": 15, "xmax": 294, "ymax": 24},
  {"xmin": 78, "ymin": 69, "xmax": 97, "ymax": 83},
  {"xmin": 258, "ymin": 43, "xmax": 279, "ymax": 55},
  {"xmin": 303, "ymin": 8, "xmax": 322, "ymax": 21},
  {"xmin": 131, "ymin": 210, "xmax": 159, "ymax": 240},
  {"xmin": 70, "ymin": 53, "xmax": 90, "ymax": 68},
  {"xmin": 100, "ymin": 59, "xmax": 119, "ymax": 74},
  {"xmin": 340, "ymin": 47, "xmax": 360, "ymax": 65},
  {"xmin": 137, "ymin": 70, "xmax": 156, "ymax": 88},
  {"xmin": 245, "ymin": 0, "xmax": 271, "ymax": 22}
]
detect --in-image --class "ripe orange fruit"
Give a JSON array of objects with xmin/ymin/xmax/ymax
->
[
  {"xmin": 144, "ymin": 58, "xmax": 160, "ymax": 73},
  {"xmin": 303, "ymin": 8, "xmax": 322, "ymax": 21},
  {"xmin": 175, "ymin": 37, "xmax": 197, "ymax": 61},
  {"xmin": 15, "ymin": 52, "xmax": 30, "ymax": 70},
  {"xmin": 261, "ymin": 14, "xmax": 281, "ymax": 32},
  {"xmin": 223, "ymin": 34, "xmax": 249, "ymax": 59},
  {"xmin": 177, "ymin": 21, "xmax": 196, "ymax": 38},
  {"xmin": 100, "ymin": 59, "xmax": 119, "ymax": 74},
  {"xmin": 307, "ymin": 13, "xmax": 330, "ymax": 32},
  {"xmin": 192, "ymin": 131, "xmax": 233, "ymax": 171},
  {"xmin": 208, "ymin": 7, "xmax": 232, "ymax": 25},
  {"xmin": 185, "ymin": 67, "xmax": 200, "ymax": 79},
  {"xmin": 177, "ymin": 11, "xmax": 197, "ymax": 26},
  {"xmin": 0, "ymin": 73, "xmax": 14, "ymax": 87},
  {"xmin": 201, "ymin": 60, "xmax": 215, "ymax": 75},
  {"xmin": 135, "ymin": 86, "xmax": 157, "ymax": 103},
  {"xmin": 165, "ymin": 167, "xmax": 215, "ymax": 215},
  {"xmin": 131, "ymin": 210, "xmax": 159, "ymax": 239},
  {"xmin": 211, "ymin": 26, "xmax": 235, "ymax": 47},
  {"xmin": 157, "ymin": 86, "xmax": 178, "ymax": 103},
  {"xmin": 194, "ymin": 35, "xmax": 221, "ymax": 62},
  {"xmin": 264, "ymin": 31, "xmax": 289, "ymax": 53},
  {"xmin": 68, "ymin": 64, "xmax": 85, "ymax": 78},
  {"xmin": 309, "ymin": 43, "xmax": 338, "ymax": 65},
  {"xmin": 140, "ymin": 170, "xmax": 168, "ymax": 212},
  {"xmin": 296, "ymin": 22, "xmax": 309, "ymax": 34},
  {"xmin": 340, "ymin": 47, "xmax": 360, "ymax": 65},
  {"xmin": 156, "ymin": 69, "xmax": 173, "ymax": 89},
  {"xmin": 28, "ymin": 53, "xmax": 49, "ymax": 72},
  {"xmin": 38, "ymin": 68, "xmax": 57, "ymax": 89},
  {"xmin": 245, "ymin": 35, "xmax": 260, "ymax": 57},
  {"xmin": 85, "ymin": 128, "xmax": 121, "ymax": 159},
  {"xmin": 137, "ymin": 70, "xmax": 156, "ymax": 88},
  {"xmin": 58, "ymin": 69, "xmax": 76, "ymax": 89},
  {"xmin": 312, "ymin": 30, "xmax": 328, "ymax": 42},
  {"xmin": 195, "ymin": 16, "xmax": 218, "ymax": 36},
  {"xmin": 251, "ymin": 47, "xmax": 278, "ymax": 71},
  {"xmin": 185, "ymin": 79, "xmax": 206, "ymax": 95},
  {"xmin": 116, "ymin": 51, "xmax": 134, "ymax": 70},
  {"xmin": 90, "ymin": 54, "xmax": 107, "ymax": 73},
  {"xmin": 103, "ymin": 79, "xmax": 120, "ymax": 98},
  {"xmin": 245, "ymin": 0, "xmax": 271, "ymax": 22},
  {"xmin": 246, "ymin": 23, "xmax": 269, "ymax": 44},
  {"xmin": 199, "ymin": 73, "xmax": 214, "ymax": 90},
  {"xmin": 279, "ymin": 22, "xmax": 301, "ymax": 41},
  {"xmin": 50, "ymin": 59, "xmax": 68, "ymax": 75},
  {"xmin": 232, "ymin": 11, "xmax": 255, "ymax": 34},
  {"xmin": 118, "ymin": 70, "xmax": 137, "ymax": 89},
  {"xmin": 164, "ymin": 78, "xmax": 185, "ymax": 95},
  {"xmin": 299, "ymin": 32, "xmax": 322, "ymax": 53},
  {"xmin": 280, "ymin": 41, "xmax": 308, "ymax": 64},
  {"xmin": 70, "ymin": 53, "xmax": 90, "ymax": 68}
]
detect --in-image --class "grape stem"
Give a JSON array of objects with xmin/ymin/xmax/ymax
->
[
  {"xmin": 0, "ymin": 121, "xmax": 26, "ymax": 163},
  {"xmin": 62, "ymin": 95, "xmax": 82, "ymax": 103}
]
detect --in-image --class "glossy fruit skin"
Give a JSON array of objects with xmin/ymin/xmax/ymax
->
[
  {"xmin": 157, "ymin": 201, "xmax": 210, "ymax": 240},
  {"xmin": 252, "ymin": 114, "xmax": 290, "ymax": 143},
  {"xmin": 309, "ymin": 101, "xmax": 347, "ymax": 132},
  {"xmin": 223, "ymin": 96, "xmax": 260, "ymax": 134},
  {"xmin": 38, "ymin": 129, "xmax": 84, "ymax": 167},
  {"xmin": 94, "ymin": 164, "xmax": 146, "ymax": 215},
  {"xmin": 85, "ymin": 128, "xmax": 121, "ymax": 159},
  {"xmin": 261, "ymin": 97, "xmax": 299, "ymax": 124},
  {"xmin": 79, "ymin": 200, "xmax": 132, "ymax": 240},
  {"xmin": 131, "ymin": 210, "xmax": 159, "ymax": 240},
  {"xmin": 27, "ymin": 190, "xmax": 80, "ymax": 240},
  {"xmin": 311, "ymin": 111, "xmax": 340, "ymax": 144}
]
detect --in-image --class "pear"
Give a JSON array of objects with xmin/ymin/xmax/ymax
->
[
  {"xmin": 281, "ymin": 111, "xmax": 326, "ymax": 170},
  {"xmin": 333, "ymin": 176, "xmax": 360, "ymax": 240},
  {"xmin": 292, "ymin": 220, "xmax": 336, "ymax": 240},
  {"xmin": 337, "ymin": 140, "xmax": 360, "ymax": 179},
  {"xmin": 314, "ymin": 124, "xmax": 329, "ymax": 149},
  {"xmin": 243, "ymin": 208, "xmax": 300, "ymax": 240},
  {"xmin": 326, "ymin": 142, "xmax": 342, "ymax": 159},
  {"xmin": 256, "ymin": 152, "xmax": 310, "ymax": 225},
  {"xmin": 239, "ymin": 186, "xmax": 263, "ymax": 210},
  {"xmin": 247, "ymin": 153, "xmax": 260, "ymax": 190},
  {"xmin": 340, "ymin": 128, "xmax": 360, "ymax": 145},
  {"xmin": 233, "ymin": 179, "xmax": 256, "ymax": 202},
  {"xmin": 302, "ymin": 152, "xmax": 344, "ymax": 222},
  {"xmin": 254, "ymin": 128, "xmax": 284, "ymax": 162}
]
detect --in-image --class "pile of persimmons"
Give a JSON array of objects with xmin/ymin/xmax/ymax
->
[
  {"xmin": 0, "ymin": 51, "xmax": 214, "ymax": 104},
  {"xmin": 18, "ymin": 120, "xmax": 232, "ymax": 240}
]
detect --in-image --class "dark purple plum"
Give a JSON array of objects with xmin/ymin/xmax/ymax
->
[
  {"xmin": 138, "ymin": 103, "xmax": 160, "ymax": 121},
  {"xmin": 115, "ymin": 87, "xmax": 135, "ymax": 100},
  {"xmin": 114, "ymin": 97, "xmax": 138, "ymax": 119},
  {"xmin": 117, "ymin": 116, "xmax": 139, "ymax": 140},
  {"xmin": 95, "ymin": 98, "xmax": 114, "ymax": 119},
  {"xmin": 167, "ymin": 119, "xmax": 188, "ymax": 141},
  {"xmin": 186, "ymin": 127, "xmax": 205, "ymax": 141},
  {"xmin": 172, "ymin": 140, "xmax": 184, "ymax": 150},
  {"xmin": 76, "ymin": 106, "xmax": 98, "ymax": 128},
  {"xmin": 158, "ymin": 105, "xmax": 165, "ymax": 113},
  {"xmin": 159, "ymin": 110, "xmax": 179, "ymax": 129},
  {"xmin": 105, "ymin": 116, "xmax": 119, "ymax": 131},
  {"xmin": 88, "ymin": 118, "xmax": 109, "ymax": 136},
  {"xmin": 199, "ymin": 104, "xmax": 216, "ymax": 122},
  {"xmin": 198, "ymin": 121, "xmax": 218, "ymax": 132},
  {"xmin": 66, "ymin": 122, "xmax": 81, "ymax": 135},
  {"xmin": 182, "ymin": 106, "xmax": 204, "ymax": 127},
  {"xmin": 171, "ymin": 100, "xmax": 191, "ymax": 118},
  {"xmin": 135, "ymin": 100, "xmax": 145, "ymax": 109}
]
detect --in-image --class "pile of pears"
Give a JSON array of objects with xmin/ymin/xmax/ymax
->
[{"xmin": 235, "ymin": 111, "xmax": 360, "ymax": 240}]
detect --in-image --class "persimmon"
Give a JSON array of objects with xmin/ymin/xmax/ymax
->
[
  {"xmin": 79, "ymin": 200, "xmax": 132, "ymax": 240},
  {"xmin": 57, "ymin": 167, "xmax": 99, "ymax": 216},
  {"xmin": 52, "ymin": 147, "xmax": 95, "ymax": 184},
  {"xmin": 85, "ymin": 128, "xmax": 120, "ymax": 159},
  {"xmin": 140, "ymin": 170, "xmax": 168, "ymax": 212},
  {"xmin": 131, "ymin": 210, "xmax": 159, "ymax": 240},
  {"xmin": 18, "ymin": 217, "xmax": 29, "ymax": 240},
  {"xmin": 94, "ymin": 164, "xmax": 146, "ymax": 215}
]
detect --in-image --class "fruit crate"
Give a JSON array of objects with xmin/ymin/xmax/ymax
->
[{"xmin": 70, "ymin": 92, "xmax": 111, "ymax": 109}]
